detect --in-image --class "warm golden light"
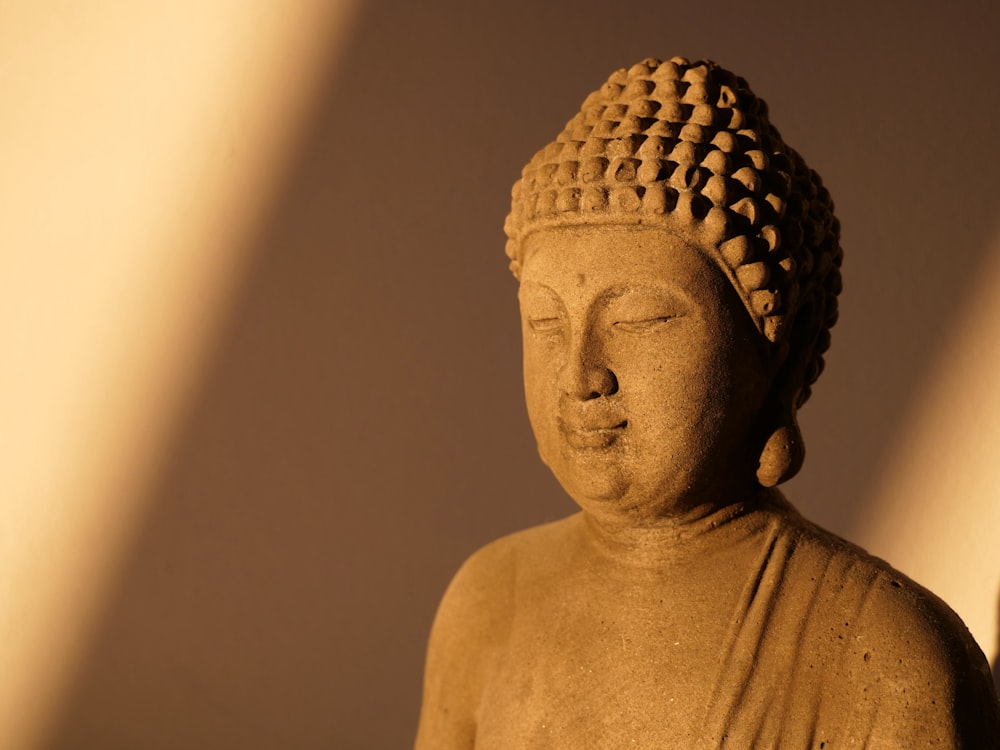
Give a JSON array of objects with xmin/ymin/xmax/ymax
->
[
  {"xmin": 859, "ymin": 228, "xmax": 1000, "ymax": 665},
  {"xmin": 0, "ymin": 2, "xmax": 360, "ymax": 747}
]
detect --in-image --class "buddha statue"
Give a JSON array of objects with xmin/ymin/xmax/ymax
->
[{"xmin": 414, "ymin": 57, "xmax": 1000, "ymax": 748}]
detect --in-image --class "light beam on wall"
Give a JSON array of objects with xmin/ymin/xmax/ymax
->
[
  {"xmin": 857, "ymin": 226, "xmax": 1000, "ymax": 666},
  {"xmin": 0, "ymin": 3, "xmax": 361, "ymax": 748}
]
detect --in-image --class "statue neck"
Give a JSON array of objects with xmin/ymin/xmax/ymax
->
[{"xmin": 577, "ymin": 488, "xmax": 793, "ymax": 567}]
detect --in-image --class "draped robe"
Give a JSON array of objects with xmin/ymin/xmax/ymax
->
[{"xmin": 415, "ymin": 494, "xmax": 1000, "ymax": 748}]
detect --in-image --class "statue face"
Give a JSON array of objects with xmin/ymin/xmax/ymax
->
[{"xmin": 518, "ymin": 225, "xmax": 771, "ymax": 524}]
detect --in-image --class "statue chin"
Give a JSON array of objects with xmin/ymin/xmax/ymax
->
[
  {"xmin": 539, "ymin": 445, "xmax": 629, "ymax": 507},
  {"xmin": 555, "ymin": 472, "xmax": 630, "ymax": 513}
]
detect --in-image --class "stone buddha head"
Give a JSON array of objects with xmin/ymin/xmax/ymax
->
[{"xmin": 503, "ymin": 57, "xmax": 843, "ymax": 525}]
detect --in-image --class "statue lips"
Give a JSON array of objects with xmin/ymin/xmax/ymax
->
[{"xmin": 558, "ymin": 417, "xmax": 628, "ymax": 450}]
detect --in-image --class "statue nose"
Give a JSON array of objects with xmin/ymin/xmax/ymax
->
[
  {"xmin": 562, "ymin": 353, "xmax": 619, "ymax": 400},
  {"xmin": 584, "ymin": 366, "xmax": 619, "ymax": 399}
]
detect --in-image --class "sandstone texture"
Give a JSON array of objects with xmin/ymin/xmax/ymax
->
[{"xmin": 415, "ymin": 57, "xmax": 1000, "ymax": 749}]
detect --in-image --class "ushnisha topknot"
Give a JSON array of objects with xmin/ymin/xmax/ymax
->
[{"xmin": 504, "ymin": 56, "xmax": 842, "ymax": 405}]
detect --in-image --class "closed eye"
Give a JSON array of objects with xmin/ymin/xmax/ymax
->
[
  {"xmin": 528, "ymin": 317, "xmax": 563, "ymax": 332},
  {"xmin": 612, "ymin": 316, "xmax": 678, "ymax": 333}
]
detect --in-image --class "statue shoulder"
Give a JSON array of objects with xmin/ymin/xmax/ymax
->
[
  {"xmin": 414, "ymin": 516, "xmax": 577, "ymax": 750},
  {"xmin": 441, "ymin": 515, "xmax": 578, "ymax": 615},
  {"xmin": 786, "ymin": 516, "xmax": 992, "ymax": 680},
  {"xmin": 782, "ymin": 517, "xmax": 1000, "ymax": 745},
  {"xmin": 853, "ymin": 563, "xmax": 1000, "ymax": 743}
]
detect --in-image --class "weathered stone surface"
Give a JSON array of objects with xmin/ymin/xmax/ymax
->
[{"xmin": 416, "ymin": 57, "xmax": 1000, "ymax": 749}]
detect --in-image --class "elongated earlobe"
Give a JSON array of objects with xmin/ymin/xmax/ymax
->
[{"xmin": 756, "ymin": 418, "xmax": 804, "ymax": 487}]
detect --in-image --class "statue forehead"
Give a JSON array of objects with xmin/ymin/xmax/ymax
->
[
  {"xmin": 519, "ymin": 224, "xmax": 717, "ymax": 284},
  {"xmin": 518, "ymin": 225, "xmax": 750, "ymax": 337}
]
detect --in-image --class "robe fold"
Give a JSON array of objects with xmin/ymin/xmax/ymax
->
[{"xmin": 416, "ymin": 496, "xmax": 1000, "ymax": 749}]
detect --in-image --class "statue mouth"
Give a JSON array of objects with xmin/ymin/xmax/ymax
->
[{"xmin": 559, "ymin": 418, "xmax": 628, "ymax": 449}]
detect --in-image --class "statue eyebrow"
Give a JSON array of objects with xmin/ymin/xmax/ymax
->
[
  {"xmin": 601, "ymin": 282, "xmax": 694, "ymax": 306},
  {"xmin": 517, "ymin": 280, "xmax": 562, "ymax": 301}
]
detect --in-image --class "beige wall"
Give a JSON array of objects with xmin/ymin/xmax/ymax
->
[
  {"xmin": 2, "ymin": 1, "xmax": 998, "ymax": 747},
  {"xmin": 0, "ymin": 2, "xmax": 360, "ymax": 747}
]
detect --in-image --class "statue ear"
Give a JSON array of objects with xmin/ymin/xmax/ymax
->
[
  {"xmin": 755, "ymin": 301, "xmax": 815, "ymax": 488},
  {"xmin": 756, "ymin": 413, "xmax": 804, "ymax": 487}
]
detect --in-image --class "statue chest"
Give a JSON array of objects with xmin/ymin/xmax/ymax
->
[{"xmin": 473, "ymin": 569, "xmax": 740, "ymax": 748}]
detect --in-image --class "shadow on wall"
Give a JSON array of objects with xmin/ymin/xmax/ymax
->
[{"xmin": 37, "ymin": 1, "xmax": 1000, "ymax": 748}]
